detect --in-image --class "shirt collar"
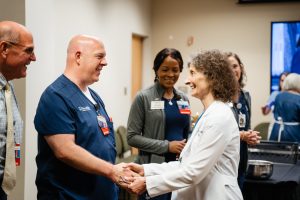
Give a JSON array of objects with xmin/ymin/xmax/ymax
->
[{"xmin": 0, "ymin": 73, "xmax": 8, "ymax": 90}]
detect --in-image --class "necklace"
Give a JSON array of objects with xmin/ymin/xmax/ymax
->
[{"xmin": 164, "ymin": 91, "xmax": 174, "ymax": 106}]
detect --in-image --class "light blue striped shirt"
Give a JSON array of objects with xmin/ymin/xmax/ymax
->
[{"xmin": 0, "ymin": 74, "xmax": 23, "ymax": 178}]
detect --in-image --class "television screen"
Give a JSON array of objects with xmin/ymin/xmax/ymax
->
[
  {"xmin": 270, "ymin": 21, "xmax": 300, "ymax": 93},
  {"xmin": 239, "ymin": 0, "xmax": 300, "ymax": 3}
]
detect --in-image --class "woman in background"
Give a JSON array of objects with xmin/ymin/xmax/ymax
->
[
  {"xmin": 261, "ymin": 72, "xmax": 289, "ymax": 115},
  {"xmin": 226, "ymin": 52, "xmax": 261, "ymax": 190},
  {"xmin": 269, "ymin": 73, "xmax": 300, "ymax": 142},
  {"xmin": 127, "ymin": 48, "xmax": 190, "ymax": 200},
  {"xmin": 126, "ymin": 50, "xmax": 242, "ymax": 200},
  {"xmin": 261, "ymin": 72, "xmax": 289, "ymax": 138}
]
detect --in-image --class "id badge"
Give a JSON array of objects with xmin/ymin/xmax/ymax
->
[
  {"xmin": 151, "ymin": 101, "xmax": 164, "ymax": 110},
  {"xmin": 97, "ymin": 115, "xmax": 109, "ymax": 135},
  {"xmin": 177, "ymin": 100, "xmax": 191, "ymax": 114},
  {"xmin": 238, "ymin": 113, "xmax": 246, "ymax": 128},
  {"xmin": 15, "ymin": 143, "xmax": 21, "ymax": 166}
]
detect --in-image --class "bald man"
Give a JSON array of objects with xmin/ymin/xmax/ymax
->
[
  {"xmin": 34, "ymin": 35, "xmax": 127, "ymax": 200},
  {"xmin": 0, "ymin": 21, "xmax": 36, "ymax": 199}
]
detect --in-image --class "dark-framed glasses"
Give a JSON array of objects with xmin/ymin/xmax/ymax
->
[{"xmin": 5, "ymin": 41, "xmax": 35, "ymax": 56}]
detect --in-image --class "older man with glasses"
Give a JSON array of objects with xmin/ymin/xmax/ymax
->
[{"xmin": 0, "ymin": 20, "xmax": 36, "ymax": 199}]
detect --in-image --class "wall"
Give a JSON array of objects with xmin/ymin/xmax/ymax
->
[
  {"xmin": 24, "ymin": 0, "xmax": 152, "ymax": 199},
  {"xmin": 151, "ymin": 0, "xmax": 300, "ymax": 128},
  {"xmin": 0, "ymin": 0, "xmax": 26, "ymax": 199}
]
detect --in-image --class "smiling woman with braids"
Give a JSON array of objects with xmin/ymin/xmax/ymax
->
[{"xmin": 127, "ymin": 48, "xmax": 191, "ymax": 200}]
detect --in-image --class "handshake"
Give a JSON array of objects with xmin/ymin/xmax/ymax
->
[{"xmin": 111, "ymin": 162, "xmax": 147, "ymax": 195}]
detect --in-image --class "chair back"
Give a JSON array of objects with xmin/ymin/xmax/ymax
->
[
  {"xmin": 253, "ymin": 122, "xmax": 270, "ymax": 140},
  {"xmin": 116, "ymin": 125, "xmax": 131, "ymax": 152},
  {"xmin": 114, "ymin": 131, "xmax": 123, "ymax": 157}
]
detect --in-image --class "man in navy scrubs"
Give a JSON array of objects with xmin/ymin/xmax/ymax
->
[{"xmin": 34, "ymin": 35, "xmax": 129, "ymax": 200}]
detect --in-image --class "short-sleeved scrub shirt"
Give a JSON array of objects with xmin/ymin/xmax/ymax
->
[{"xmin": 34, "ymin": 75, "xmax": 118, "ymax": 200}]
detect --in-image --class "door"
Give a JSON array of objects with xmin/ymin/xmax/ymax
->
[
  {"xmin": 131, "ymin": 34, "xmax": 144, "ymax": 155},
  {"xmin": 131, "ymin": 35, "xmax": 143, "ymax": 100}
]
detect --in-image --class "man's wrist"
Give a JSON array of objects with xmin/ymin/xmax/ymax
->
[{"xmin": 105, "ymin": 163, "xmax": 115, "ymax": 181}]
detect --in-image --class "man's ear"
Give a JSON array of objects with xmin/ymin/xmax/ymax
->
[
  {"xmin": 75, "ymin": 51, "xmax": 81, "ymax": 65},
  {"xmin": 0, "ymin": 41, "xmax": 10, "ymax": 57}
]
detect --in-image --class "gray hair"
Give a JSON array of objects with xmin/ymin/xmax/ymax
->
[{"xmin": 282, "ymin": 73, "xmax": 300, "ymax": 92}]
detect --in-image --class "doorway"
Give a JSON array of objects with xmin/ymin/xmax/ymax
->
[
  {"xmin": 131, "ymin": 34, "xmax": 144, "ymax": 100},
  {"xmin": 131, "ymin": 34, "xmax": 144, "ymax": 156}
]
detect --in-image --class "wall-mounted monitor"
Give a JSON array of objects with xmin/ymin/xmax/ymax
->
[
  {"xmin": 270, "ymin": 21, "xmax": 300, "ymax": 93},
  {"xmin": 239, "ymin": 0, "xmax": 300, "ymax": 3}
]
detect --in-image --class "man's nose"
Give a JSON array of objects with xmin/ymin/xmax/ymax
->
[
  {"xmin": 101, "ymin": 58, "xmax": 107, "ymax": 66},
  {"xmin": 30, "ymin": 52, "xmax": 36, "ymax": 61}
]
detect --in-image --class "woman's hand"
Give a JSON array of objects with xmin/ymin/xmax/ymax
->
[
  {"xmin": 127, "ymin": 176, "xmax": 147, "ymax": 195},
  {"xmin": 240, "ymin": 130, "xmax": 261, "ymax": 145},
  {"xmin": 261, "ymin": 105, "xmax": 271, "ymax": 115},
  {"xmin": 169, "ymin": 139, "xmax": 186, "ymax": 154},
  {"xmin": 125, "ymin": 162, "xmax": 145, "ymax": 176}
]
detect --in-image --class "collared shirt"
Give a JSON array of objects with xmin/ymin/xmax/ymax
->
[{"xmin": 0, "ymin": 74, "xmax": 23, "ymax": 178}]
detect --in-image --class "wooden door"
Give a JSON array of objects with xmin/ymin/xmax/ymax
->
[
  {"xmin": 131, "ymin": 34, "xmax": 144, "ymax": 155},
  {"xmin": 131, "ymin": 35, "xmax": 143, "ymax": 100}
]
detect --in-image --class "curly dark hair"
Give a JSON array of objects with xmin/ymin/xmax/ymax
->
[
  {"xmin": 190, "ymin": 50, "xmax": 238, "ymax": 102},
  {"xmin": 153, "ymin": 48, "xmax": 183, "ymax": 82}
]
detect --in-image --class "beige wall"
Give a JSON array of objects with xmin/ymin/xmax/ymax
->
[
  {"xmin": 0, "ymin": 0, "xmax": 26, "ymax": 199},
  {"xmin": 151, "ymin": 0, "xmax": 300, "ymax": 128}
]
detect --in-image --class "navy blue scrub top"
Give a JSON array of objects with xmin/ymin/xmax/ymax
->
[
  {"xmin": 236, "ymin": 92, "xmax": 250, "ymax": 132},
  {"xmin": 34, "ymin": 75, "xmax": 118, "ymax": 200},
  {"xmin": 233, "ymin": 91, "xmax": 251, "ymax": 182},
  {"xmin": 163, "ymin": 97, "xmax": 190, "ymax": 162}
]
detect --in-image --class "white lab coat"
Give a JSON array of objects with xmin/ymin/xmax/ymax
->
[{"xmin": 144, "ymin": 101, "xmax": 243, "ymax": 200}]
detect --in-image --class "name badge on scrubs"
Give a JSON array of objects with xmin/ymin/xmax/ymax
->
[
  {"xmin": 176, "ymin": 100, "xmax": 191, "ymax": 114},
  {"xmin": 238, "ymin": 113, "xmax": 246, "ymax": 128},
  {"xmin": 15, "ymin": 143, "xmax": 21, "ymax": 166},
  {"xmin": 97, "ymin": 115, "xmax": 109, "ymax": 135},
  {"xmin": 151, "ymin": 101, "xmax": 164, "ymax": 110}
]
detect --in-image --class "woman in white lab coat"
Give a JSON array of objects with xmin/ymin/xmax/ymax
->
[{"xmin": 125, "ymin": 50, "xmax": 243, "ymax": 200}]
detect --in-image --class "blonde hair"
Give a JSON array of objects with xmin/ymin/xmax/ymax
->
[{"xmin": 282, "ymin": 73, "xmax": 300, "ymax": 92}]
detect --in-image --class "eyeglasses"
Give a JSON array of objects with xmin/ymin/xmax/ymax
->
[{"xmin": 5, "ymin": 41, "xmax": 35, "ymax": 56}]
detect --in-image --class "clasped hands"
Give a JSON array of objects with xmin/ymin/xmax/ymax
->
[
  {"xmin": 111, "ymin": 162, "xmax": 147, "ymax": 195},
  {"xmin": 241, "ymin": 130, "xmax": 261, "ymax": 145}
]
